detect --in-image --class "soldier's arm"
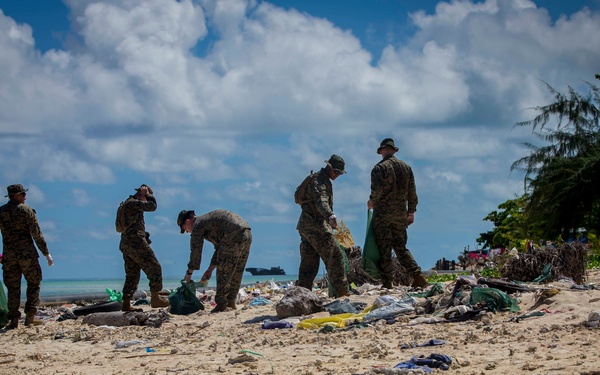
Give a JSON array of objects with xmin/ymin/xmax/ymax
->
[
  {"xmin": 369, "ymin": 164, "xmax": 388, "ymax": 205},
  {"xmin": 129, "ymin": 195, "xmax": 157, "ymax": 212},
  {"xmin": 311, "ymin": 178, "xmax": 334, "ymax": 219},
  {"xmin": 407, "ymin": 167, "xmax": 418, "ymax": 214},
  {"xmin": 27, "ymin": 208, "xmax": 50, "ymax": 256},
  {"xmin": 187, "ymin": 229, "xmax": 205, "ymax": 270}
]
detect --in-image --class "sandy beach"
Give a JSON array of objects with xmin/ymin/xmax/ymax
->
[{"xmin": 1, "ymin": 270, "xmax": 600, "ymax": 375}]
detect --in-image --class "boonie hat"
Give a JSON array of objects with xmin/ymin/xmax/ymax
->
[
  {"xmin": 5, "ymin": 184, "xmax": 28, "ymax": 197},
  {"xmin": 377, "ymin": 138, "xmax": 399, "ymax": 154},
  {"xmin": 134, "ymin": 184, "xmax": 153, "ymax": 195},
  {"xmin": 325, "ymin": 154, "xmax": 346, "ymax": 174},
  {"xmin": 177, "ymin": 210, "xmax": 195, "ymax": 234}
]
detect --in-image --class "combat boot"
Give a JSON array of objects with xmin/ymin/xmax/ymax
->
[
  {"xmin": 24, "ymin": 314, "xmax": 44, "ymax": 327},
  {"xmin": 5, "ymin": 317, "xmax": 19, "ymax": 330},
  {"xmin": 211, "ymin": 303, "xmax": 227, "ymax": 313},
  {"xmin": 227, "ymin": 300, "xmax": 237, "ymax": 310},
  {"xmin": 122, "ymin": 299, "xmax": 143, "ymax": 312},
  {"xmin": 150, "ymin": 291, "xmax": 169, "ymax": 308},
  {"xmin": 411, "ymin": 273, "xmax": 429, "ymax": 289}
]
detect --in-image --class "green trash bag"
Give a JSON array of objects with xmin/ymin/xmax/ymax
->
[
  {"xmin": 470, "ymin": 287, "xmax": 520, "ymax": 312},
  {"xmin": 168, "ymin": 280, "xmax": 204, "ymax": 315},
  {"xmin": 327, "ymin": 240, "xmax": 350, "ymax": 298},
  {"xmin": 0, "ymin": 282, "xmax": 8, "ymax": 327},
  {"xmin": 361, "ymin": 210, "xmax": 381, "ymax": 280}
]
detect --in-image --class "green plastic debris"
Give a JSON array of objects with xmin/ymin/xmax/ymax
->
[
  {"xmin": 533, "ymin": 263, "xmax": 553, "ymax": 283},
  {"xmin": 470, "ymin": 287, "xmax": 520, "ymax": 312},
  {"xmin": 106, "ymin": 288, "xmax": 123, "ymax": 303}
]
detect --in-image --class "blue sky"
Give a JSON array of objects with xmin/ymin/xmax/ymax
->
[{"xmin": 1, "ymin": 0, "xmax": 599, "ymax": 280}]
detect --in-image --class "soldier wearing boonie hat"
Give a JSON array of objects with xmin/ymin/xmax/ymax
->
[
  {"xmin": 118, "ymin": 184, "xmax": 169, "ymax": 311},
  {"xmin": 0, "ymin": 184, "xmax": 54, "ymax": 329},
  {"xmin": 368, "ymin": 138, "xmax": 428, "ymax": 290},
  {"xmin": 295, "ymin": 154, "xmax": 350, "ymax": 298}
]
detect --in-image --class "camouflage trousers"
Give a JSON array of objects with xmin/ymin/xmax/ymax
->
[
  {"xmin": 214, "ymin": 229, "xmax": 251, "ymax": 306},
  {"xmin": 119, "ymin": 235, "xmax": 163, "ymax": 299},
  {"xmin": 372, "ymin": 213, "xmax": 421, "ymax": 286},
  {"xmin": 2, "ymin": 257, "xmax": 42, "ymax": 319},
  {"xmin": 297, "ymin": 223, "xmax": 349, "ymax": 297}
]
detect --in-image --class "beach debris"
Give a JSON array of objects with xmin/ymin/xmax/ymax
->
[
  {"xmin": 323, "ymin": 298, "xmax": 366, "ymax": 314},
  {"xmin": 249, "ymin": 296, "xmax": 272, "ymax": 307},
  {"xmin": 275, "ymin": 286, "xmax": 323, "ymax": 318},
  {"xmin": 82, "ymin": 310, "xmax": 168, "ymax": 328},
  {"xmin": 106, "ymin": 288, "xmax": 123, "ymax": 302},
  {"xmin": 168, "ymin": 280, "xmax": 204, "ymax": 315},
  {"xmin": 261, "ymin": 320, "xmax": 294, "ymax": 329},
  {"xmin": 227, "ymin": 353, "xmax": 257, "ymax": 365},
  {"xmin": 469, "ymin": 287, "xmax": 520, "ymax": 312},
  {"xmin": 477, "ymin": 278, "xmax": 533, "ymax": 294},
  {"xmin": 400, "ymin": 338, "xmax": 446, "ymax": 350},
  {"xmin": 56, "ymin": 308, "xmax": 77, "ymax": 322},
  {"xmin": 115, "ymin": 339, "xmax": 144, "ymax": 349},
  {"xmin": 362, "ymin": 297, "xmax": 417, "ymax": 323},
  {"xmin": 585, "ymin": 311, "xmax": 600, "ymax": 328},
  {"xmin": 500, "ymin": 242, "xmax": 588, "ymax": 284},
  {"xmin": 73, "ymin": 301, "xmax": 122, "ymax": 316},
  {"xmin": 529, "ymin": 287, "xmax": 560, "ymax": 310}
]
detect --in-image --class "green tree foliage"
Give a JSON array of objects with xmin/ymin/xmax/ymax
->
[
  {"xmin": 477, "ymin": 195, "xmax": 532, "ymax": 250},
  {"xmin": 511, "ymin": 76, "xmax": 600, "ymax": 240}
]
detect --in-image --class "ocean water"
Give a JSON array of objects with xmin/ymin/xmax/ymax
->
[{"xmin": 9, "ymin": 274, "xmax": 299, "ymax": 300}]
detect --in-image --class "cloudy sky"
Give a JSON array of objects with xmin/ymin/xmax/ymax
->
[{"xmin": 1, "ymin": 0, "xmax": 598, "ymax": 281}]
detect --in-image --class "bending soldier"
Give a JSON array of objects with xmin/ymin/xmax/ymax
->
[{"xmin": 178, "ymin": 209, "xmax": 251, "ymax": 313}]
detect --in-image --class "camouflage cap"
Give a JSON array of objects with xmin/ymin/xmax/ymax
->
[
  {"xmin": 134, "ymin": 184, "xmax": 153, "ymax": 195},
  {"xmin": 177, "ymin": 210, "xmax": 195, "ymax": 234},
  {"xmin": 5, "ymin": 184, "xmax": 28, "ymax": 197},
  {"xmin": 325, "ymin": 154, "xmax": 346, "ymax": 174},
  {"xmin": 377, "ymin": 138, "xmax": 399, "ymax": 154}
]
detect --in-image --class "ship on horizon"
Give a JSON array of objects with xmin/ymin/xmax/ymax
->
[{"xmin": 245, "ymin": 266, "xmax": 286, "ymax": 276}]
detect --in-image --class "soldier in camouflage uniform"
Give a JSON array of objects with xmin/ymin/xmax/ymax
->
[
  {"xmin": 0, "ymin": 184, "xmax": 54, "ymax": 329},
  {"xmin": 296, "ymin": 155, "xmax": 349, "ymax": 297},
  {"xmin": 178, "ymin": 209, "xmax": 251, "ymax": 313},
  {"xmin": 368, "ymin": 138, "xmax": 428, "ymax": 289},
  {"xmin": 119, "ymin": 184, "xmax": 169, "ymax": 311}
]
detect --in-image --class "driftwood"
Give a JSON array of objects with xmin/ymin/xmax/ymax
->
[{"xmin": 500, "ymin": 242, "xmax": 589, "ymax": 284}]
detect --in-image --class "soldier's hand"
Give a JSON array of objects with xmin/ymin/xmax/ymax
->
[
  {"xmin": 202, "ymin": 270, "xmax": 213, "ymax": 281},
  {"xmin": 367, "ymin": 200, "xmax": 374, "ymax": 209},
  {"xmin": 407, "ymin": 213, "xmax": 415, "ymax": 226},
  {"xmin": 46, "ymin": 254, "xmax": 54, "ymax": 266},
  {"xmin": 328, "ymin": 214, "xmax": 338, "ymax": 229},
  {"xmin": 184, "ymin": 269, "xmax": 193, "ymax": 283}
]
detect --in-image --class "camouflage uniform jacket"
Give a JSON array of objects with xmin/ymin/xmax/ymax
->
[
  {"xmin": 0, "ymin": 200, "xmax": 49, "ymax": 262},
  {"xmin": 296, "ymin": 168, "xmax": 334, "ymax": 230},
  {"xmin": 370, "ymin": 155, "xmax": 418, "ymax": 216},
  {"xmin": 188, "ymin": 210, "xmax": 250, "ymax": 270},
  {"xmin": 120, "ymin": 195, "xmax": 157, "ymax": 240}
]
